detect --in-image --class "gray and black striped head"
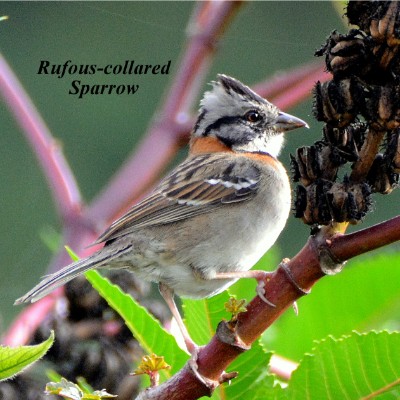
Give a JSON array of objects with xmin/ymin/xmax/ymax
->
[{"xmin": 193, "ymin": 74, "xmax": 307, "ymax": 158}]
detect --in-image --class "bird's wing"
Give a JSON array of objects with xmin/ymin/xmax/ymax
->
[{"xmin": 94, "ymin": 153, "xmax": 261, "ymax": 244}]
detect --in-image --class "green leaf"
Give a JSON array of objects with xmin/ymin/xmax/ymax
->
[
  {"xmin": 263, "ymin": 252, "xmax": 400, "ymax": 360},
  {"xmin": 83, "ymin": 390, "xmax": 117, "ymax": 400},
  {"xmin": 0, "ymin": 330, "xmax": 54, "ymax": 381},
  {"xmin": 85, "ymin": 270, "xmax": 188, "ymax": 377},
  {"xmin": 182, "ymin": 248, "xmax": 279, "ymax": 362},
  {"xmin": 46, "ymin": 368, "xmax": 63, "ymax": 384},
  {"xmin": 285, "ymin": 331, "xmax": 400, "ymax": 399},
  {"xmin": 184, "ymin": 292, "xmax": 279, "ymax": 400},
  {"xmin": 76, "ymin": 376, "xmax": 94, "ymax": 394}
]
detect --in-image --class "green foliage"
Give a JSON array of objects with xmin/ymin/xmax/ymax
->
[
  {"xmin": 0, "ymin": 330, "xmax": 54, "ymax": 381},
  {"xmin": 282, "ymin": 331, "xmax": 400, "ymax": 399},
  {"xmin": 221, "ymin": 342, "xmax": 276, "ymax": 400}
]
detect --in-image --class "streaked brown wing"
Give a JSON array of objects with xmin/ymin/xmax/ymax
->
[{"xmin": 94, "ymin": 153, "xmax": 260, "ymax": 244}]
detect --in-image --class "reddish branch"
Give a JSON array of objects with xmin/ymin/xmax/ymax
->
[{"xmin": 0, "ymin": 54, "xmax": 82, "ymax": 221}]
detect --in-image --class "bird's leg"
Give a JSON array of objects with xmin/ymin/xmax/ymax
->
[
  {"xmin": 158, "ymin": 283, "xmax": 218, "ymax": 390},
  {"xmin": 214, "ymin": 270, "xmax": 275, "ymax": 307},
  {"xmin": 158, "ymin": 282, "xmax": 197, "ymax": 354}
]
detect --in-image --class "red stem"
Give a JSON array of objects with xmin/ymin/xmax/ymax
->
[{"xmin": 0, "ymin": 54, "xmax": 82, "ymax": 222}]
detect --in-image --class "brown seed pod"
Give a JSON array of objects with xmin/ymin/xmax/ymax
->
[
  {"xmin": 315, "ymin": 29, "xmax": 371, "ymax": 78},
  {"xmin": 291, "ymin": 142, "xmax": 345, "ymax": 186},
  {"xmin": 347, "ymin": 1, "xmax": 400, "ymax": 74},
  {"xmin": 294, "ymin": 178, "xmax": 372, "ymax": 225},
  {"xmin": 362, "ymin": 84, "xmax": 400, "ymax": 130},
  {"xmin": 313, "ymin": 79, "xmax": 361, "ymax": 127},
  {"xmin": 367, "ymin": 154, "xmax": 395, "ymax": 194},
  {"xmin": 326, "ymin": 179, "xmax": 372, "ymax": 224},
  {"xmin": 323, "ymin": 123, "xmax": 366, "ymax": 162},
  {"xmin": 347, "ymin": 1, "xmax": 400, "ymax": 44},
  {"xmin": 387, "ymin": 129, "xmax": 400, "ymax": 173},
  {"xmin": 346, "ymin": 1, "xmax": 377, "ymax": 33},
  {"xmin": 294, "ymin": 180, "xmax": 333, "ymax": 225},
  {"xmin": 369, "ymin": 1, "xmax": 400, "ymax": 45}
]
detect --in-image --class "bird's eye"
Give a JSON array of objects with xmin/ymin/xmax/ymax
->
[{"xmin": 245, "ymin": 110, "xmax": 262, "ymax": 123}]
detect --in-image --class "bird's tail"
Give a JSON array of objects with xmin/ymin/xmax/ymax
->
[{"xmin": 14, "ymin": 246, "xmax": 131, "ymax": 305}]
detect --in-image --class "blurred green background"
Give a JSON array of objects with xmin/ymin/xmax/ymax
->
[{"xmin": 1, "ymin": 2, "xmax": 398, "ymax": 332}]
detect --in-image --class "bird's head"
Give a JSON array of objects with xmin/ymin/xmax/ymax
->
[{"xmin": 192, "ymin": 74, "xmax": 308, "ymax": 158}]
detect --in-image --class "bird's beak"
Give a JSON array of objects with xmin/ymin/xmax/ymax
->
[{"xmin": 274, "ymin": 111, "xmax": 309, "ymax": 132}]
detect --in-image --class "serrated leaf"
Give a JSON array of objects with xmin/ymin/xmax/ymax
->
[
  {"xmin": 286, "ymin": 331, "xmax": 400, "ymax": 399},
  {"xmin": 85, "ymin": 270, "xmax": 188, "ymax": 377},
  {"xmin": 76, "ymin": 376, "xmax": 94, "ymax": 394},
  {"xmin": 0, "ymin": 330, "xmax": 54, "ymax": 381},
  {"xmin": 183, "ymin": 262, "xmax": 280, "ymax": 399},
  {"xmin": 263, "ymin": 252, "xmax": 400, "ymax": 360}
]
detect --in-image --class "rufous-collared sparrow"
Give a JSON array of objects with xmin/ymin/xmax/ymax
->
[{"xmin": 16, "ymin": 74, "xmax": 307, "ymax": 353}]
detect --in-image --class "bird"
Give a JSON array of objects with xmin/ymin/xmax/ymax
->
[{"xmin": 15, "ymin": 74, "xmax": 307, "ymax": 354}]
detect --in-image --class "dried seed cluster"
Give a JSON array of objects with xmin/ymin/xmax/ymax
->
[{"xmin": 293, "ymin": 1, "xmax": 400, "ymax": 226}]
